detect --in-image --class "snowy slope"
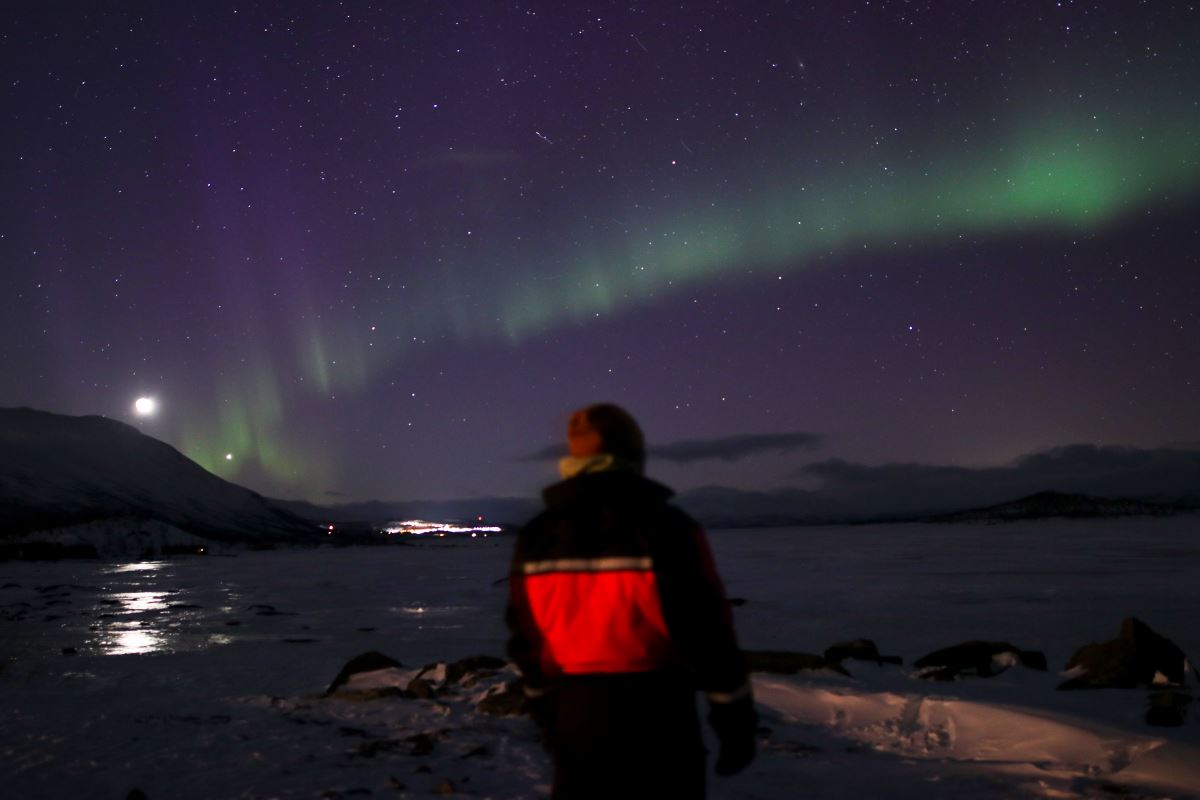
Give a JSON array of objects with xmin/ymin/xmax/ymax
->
[{"xmin": 0, "ymin": 407, "xmax": 319, "ymax": 547}]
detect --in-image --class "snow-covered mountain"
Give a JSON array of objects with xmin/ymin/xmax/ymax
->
[{"xmin": 0, "ymin": 407, "xmax": 320, "ymax": 552}]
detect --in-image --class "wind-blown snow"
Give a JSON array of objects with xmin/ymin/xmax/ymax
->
[{"xmin": 1, "ymin": 518, "xmax": 1198, "ymax": 798}]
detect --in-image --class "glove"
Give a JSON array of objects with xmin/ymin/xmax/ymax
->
[
  {"xmin": 709, "ymin": 694, "xmax": 757, "ymax": 775},
  {"xmin": 522, "ymin": 684, "xmax": 556, "ymax": 745}
]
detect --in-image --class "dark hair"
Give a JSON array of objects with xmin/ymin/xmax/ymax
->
[{"xmin": 576, "ymin": 403, "xmax": 645, "ymax": 467}]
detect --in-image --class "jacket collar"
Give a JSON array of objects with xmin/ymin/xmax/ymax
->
[{"xmin": 542, "ymin": 470, "xmax": 674, "ymax": 509}]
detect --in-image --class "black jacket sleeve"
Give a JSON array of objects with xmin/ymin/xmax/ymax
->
[{"xmin": 651, "ymin": 510, "xmax": 750, "ymax": 702}]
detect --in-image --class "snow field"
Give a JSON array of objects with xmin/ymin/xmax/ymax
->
[{"xmin": 1, "ymin": 518, "xmax": 1198, "ymax": 798}]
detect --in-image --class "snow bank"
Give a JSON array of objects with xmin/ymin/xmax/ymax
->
[{"xmin": 754, "ymin": 675, "xmax": 1200, "ymax": 795}]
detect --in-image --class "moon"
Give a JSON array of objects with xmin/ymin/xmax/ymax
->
[{"xmin": 133, "ymin": 397, "xmax": 157, "ymax": 416}]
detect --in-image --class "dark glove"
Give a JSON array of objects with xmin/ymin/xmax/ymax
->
[
  {"xmin": 709, "ymin": 694, "xmax": 757, "ymax": 775},
  {"xmin": 522, "ymin": 685, "xmax": 555, "ymax": 744}
]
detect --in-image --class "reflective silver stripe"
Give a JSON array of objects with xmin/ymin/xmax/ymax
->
[
  {"xmin": 521, "ymin": 556, "xmax": 654, "ymax": 575},
  {"xmin": 706, "ymin": 682, "xmax": 752, "ymax": 704}
]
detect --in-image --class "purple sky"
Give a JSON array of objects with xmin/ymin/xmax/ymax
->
[{"xmin": 2, "ymin": 2, "xmax": 1198, "ymax": 503}]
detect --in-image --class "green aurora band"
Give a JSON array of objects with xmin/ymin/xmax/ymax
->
[{"xmin": 185, "ymin": 103, "xmax": 1200, "ymax": 493}]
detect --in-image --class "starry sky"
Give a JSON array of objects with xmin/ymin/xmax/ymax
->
[{"xmin": 2, "ymin": 1, "xmax": 1198, "ymax": 504}]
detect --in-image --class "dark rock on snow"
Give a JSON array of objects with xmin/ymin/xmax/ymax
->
[
  {"xmin": 1058, "ymin": 617, "xmax": 1191, "ymax": 690},
  {"xmin": 324, "ymin": 651, "xmax": 529, "ymax": 716},
  {"xmin": 325, "ymin": 651, "xmax": 405, "ymax": 695},
  {"xmin": 440, "ymin": 654, "xmax": 507, "ymax": 685},
  {"xmin": 913, "ymin": 641, "xmax": 1047, "ymax": 681},
  {"xmin": 477, "ymin": 679, "xmax": 528, "ymax": 717}
]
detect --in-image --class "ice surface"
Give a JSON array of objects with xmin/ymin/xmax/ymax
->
[{"xmin": 1, "ymin": 518, "xmax": 1198, "ymax": 798}]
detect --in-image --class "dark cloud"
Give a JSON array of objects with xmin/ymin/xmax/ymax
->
[
  {"xmin": 517, "ymin": 431, "xmax": 824, "ymax": 464},
  {"xmin": 653, "ymin": 432, "xmax": 824, "ymax": 463},
  {"xmin": 676, "ymin": 444, "xmax": 1200, "ymax": 525},
  {"xmin": 798, "ymin": 444, "xmax": 1200, "ymax": 512},
  {"xmin": 792, "ymin": 443, "xmax": 1200, "ymax": 520}
]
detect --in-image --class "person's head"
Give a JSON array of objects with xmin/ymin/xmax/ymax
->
[{"xmin": 566, "ymin": 403, "xmax": 645, "ymax": 469}]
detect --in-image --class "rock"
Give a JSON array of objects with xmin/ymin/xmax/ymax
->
[
  {"xmin": 1146, "ymin": 691, "xmax": 1192, "ymax": 727},
  {"xmin": 433, "ymin": 779, "xmax": 456, "ymax": 795},
  {"xmin": 407, "ymin": 677, "xmax": 437, "ymax": 699},
  {"xmin": 823, "ymin": 639, "xmax": 902, "ymax": 666},
  {"xmin": 325, "ymin": 651, "xmax": 405, "ymax": 695},
  {"xmin": 746, "ymin": 650, "xmax": 850, "ymax": 676},
  {"xmin": 443, "ymin": 655, "xmax": 506, "ymax": 685},
  {"xmin": 477, "ymin": 679, "xmax": 527, "ymax": 717},
  {"xmin": 61, "ymin": 647, "xmax": 77, "ymax": 655},
  {"xmin": 1059, "ymin": 618, "xmax": 1190, "ymax": 690},
  {"xmin": 913, "ymin": 641, "xmax": 1046, "ymax": 680}
]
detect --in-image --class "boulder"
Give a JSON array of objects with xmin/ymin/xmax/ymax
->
[
  {"xmin": 913, "ymin": 641, "xmax": 1046, "ymax": 681},
  {"xmin": 443, "ymin": 654, "xmax": 506, "ymax": 685},
  {"xmin": 823, "ymin": 639, "xmax": 902, "ymax": 666},
  {"xmin": 407, "ymin": 677, "xmax": 437, "ymax": 699},
  {"xmin": 413, "ymin": 655, "xmax": 507, "ymax": 687},
  {"xmin": 477, "ymin": 679, "xmax": 527, "ymax": 717},
  {"xmin": 746, "ymin": 650, "xmax": 850, "ymax": 676},
  {"xmin": 324, "ymin": 651, "xmax": 405, "ymax": 695},
  {"xmin": 1059, "ymin": 617, "xmax": 1191, "ymax": 690}
]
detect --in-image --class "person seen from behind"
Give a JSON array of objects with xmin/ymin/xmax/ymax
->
[{"xmin": 506, "ymin": 403, "xmax": 756, "ymax": 799}]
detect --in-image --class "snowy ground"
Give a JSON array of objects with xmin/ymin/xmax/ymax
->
[{"xmin": 2, "ymin": 518, "xmax": 1199, "ymax": 799}]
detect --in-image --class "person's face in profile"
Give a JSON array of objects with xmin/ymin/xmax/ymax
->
[{"xmin": 567, "ymin": 412, "xmax": 603, "ymax": 457}]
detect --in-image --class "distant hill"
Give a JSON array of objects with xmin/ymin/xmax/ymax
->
[
  {"xmin": 924, "ymin": 490, "xmax": 1192, "ymax": 523},
  {"xmin": 0, "ymin": 407, "xmax": 320, "ymax": 556},
  {"xmin": 280, "ymin": 485, "xmax": 1198, "ymax": 533}
]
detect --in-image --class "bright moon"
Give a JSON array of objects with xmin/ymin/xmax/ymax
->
[{"xmin": 133, "ymin": 397, "xmax": 157, "ymax": 416}]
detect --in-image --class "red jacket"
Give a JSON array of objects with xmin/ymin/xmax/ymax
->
[{"xmin": 506, "ymin": 470, "xmax": 749, "ymax": 703}]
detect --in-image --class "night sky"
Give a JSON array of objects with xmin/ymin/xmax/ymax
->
[{"xmin": 3, "ymin": 2, "xmax": 1198, "ymax": 504}]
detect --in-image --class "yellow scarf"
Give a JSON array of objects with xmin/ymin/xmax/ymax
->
[{"xmin": 558, "ymin": 453, "xmax": 643, "ymax": 480}]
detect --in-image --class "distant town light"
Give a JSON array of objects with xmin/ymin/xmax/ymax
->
[{"xmin": 381, "ymin": 518, "xmax": 502, "ymax": 536}]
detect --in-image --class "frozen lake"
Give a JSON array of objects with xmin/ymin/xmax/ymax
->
[{"xmin": 2, "ymin": 517, "xmax": 1199, "ymax": 798}]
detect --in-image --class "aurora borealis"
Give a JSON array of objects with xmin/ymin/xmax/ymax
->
[{"xmin": 2, "ymin": 2, "xmax": 1198, "ymax": 504}]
